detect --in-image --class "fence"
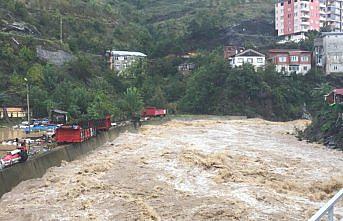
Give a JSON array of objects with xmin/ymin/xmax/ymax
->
[{"xmin": 309, "ymin": 188, "xmax": 343, "ymax": 221}]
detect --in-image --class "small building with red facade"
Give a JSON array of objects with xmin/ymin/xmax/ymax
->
[
  {"xmin": 325, "ymin": 89, "xmax": 343, "ymax": 106},
  {"xmin": 268, "ymin": 49, "xmax": 312, "ymax": 75}
]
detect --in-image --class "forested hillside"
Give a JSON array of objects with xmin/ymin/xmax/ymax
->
[
  {"xmin": 0, "ymin": 0, "xmax": 278, "ymax": 120},
  {"xmin": 304, "ymin": 74, "xmax": 343, "ymax": 149},
  {"xmin": 0, "ymin": 0, "xmax": 333, "ymax": 127}
]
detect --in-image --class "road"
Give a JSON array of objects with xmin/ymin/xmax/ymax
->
[{"xmin": 0, "ymin": 117, "xmax": 342, "ymax": 220}]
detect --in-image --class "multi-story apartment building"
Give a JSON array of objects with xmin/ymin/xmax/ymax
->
[
  {"xmin": 314, "ymin": 32, "xmax": 343, "ymax": 74},
  {"xmin": 275, "ymin": 0, "xmax": 343, "ymax": 41},
  {"xmin": 268, "ymin": 49, "xmax": 312, "ymax": 75},
  {"xmin": 325, "ymin": 0, "xmax": 343, "ymax": 32},
  {"xmin": 275, "ymin": 0, "xmax": 321, "ymax": 42}
]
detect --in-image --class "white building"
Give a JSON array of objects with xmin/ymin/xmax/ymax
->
[
  {"xmin": 228, "ymin": 49, "xmax": 266, "ymax": 70},
  {"xmin": 325, "ymin": 0, "xmax": 343, "ymax": 32},
  {"xmin": 106, "ymin": 50, "xmax": 147, "ymax": 71}
]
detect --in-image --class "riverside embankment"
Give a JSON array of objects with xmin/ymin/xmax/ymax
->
[
  {"xmin": 0, "ymin": 123, "xmax": 134, "ymax": 198},
  {"xmin": 0, "ymin": 117, "xmax": 342, "ymax": 220}
]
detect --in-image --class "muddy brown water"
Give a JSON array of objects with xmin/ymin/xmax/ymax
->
[{"xmin": 0, "ymin": 118, "xmax": 342, "ymax": 221}]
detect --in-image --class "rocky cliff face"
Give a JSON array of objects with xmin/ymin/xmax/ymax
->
[{"xmin": 36, "ymin": 45, "xmax": 74, "ymax": 66}]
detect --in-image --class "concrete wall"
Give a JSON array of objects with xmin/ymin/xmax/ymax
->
[{"xmin": 0, "ymin": 124, "xmax": 133, "ymax": 198}]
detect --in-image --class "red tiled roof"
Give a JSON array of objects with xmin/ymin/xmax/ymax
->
[
  {"xmin": 334, "ymin": 89, "xmax": 343, "ymax": 95},
  {"xmin": 268, "ymin": 49, "xmax": 311, "ymax": 53}
]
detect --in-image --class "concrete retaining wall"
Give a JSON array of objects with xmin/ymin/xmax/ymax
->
[{"xmin": 0, "ymin": 124, "xmax": 133, "ymax": 198}]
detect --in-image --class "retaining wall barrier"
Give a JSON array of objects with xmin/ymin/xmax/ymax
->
[{"xmin": 0, "ymin": 124, "xmax": 133, "ymax": 198}]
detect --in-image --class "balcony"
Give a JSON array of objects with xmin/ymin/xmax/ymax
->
[
  {"xmin": 301, "ymin": 5, "xmax": 310, "ymax": 12},
  {"xmin": 301, "ymin": 21, "xmax": 310, "ymax": 26},
  {"xmin": 301, "ymin": 13, "xmax": 310, "ymax": 19}
]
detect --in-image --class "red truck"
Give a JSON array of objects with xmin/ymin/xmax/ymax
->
[
  {"xmin": 55, "ymin": 125, "xmax": 96, "ymax": 143},
  {"xmin": 141, "ymin": 107, "xmax": 167, "ymax": 118}
]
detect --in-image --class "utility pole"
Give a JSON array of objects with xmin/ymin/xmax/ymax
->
[
  {"xmin": 60, "ymin": 14, "xmax": 63, "ymax": 44},
  {"xmin": 24, "ymin": 78, "xmax": 30, "ymax": 135}
]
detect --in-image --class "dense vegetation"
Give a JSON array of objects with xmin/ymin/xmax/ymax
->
[
  {"xmin": 304, "ymin": 75, "xmax": 343, "ymax": 149},
  {"xmin": 0, "ymin": 0, "xmax": 340, "ymax": 151},
  {"xmin": 178, "ymin": 51, "xmax": 325, "ymax": 120},
  {"xmin": 0, "ymin": 0, "xmax": 274, "ymax": 120}
]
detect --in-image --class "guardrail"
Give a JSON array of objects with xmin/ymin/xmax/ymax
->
[{"xmin": 309, "ymin": 188, "xmax": 343, "ymax": 221}]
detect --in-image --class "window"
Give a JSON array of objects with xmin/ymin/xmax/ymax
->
[
  {"xmin": 237, "ymin": 58, "xmax": 244, "ymax": 63},
  {"xmin": 303, "ymin": 66, "xmax": 308, "ymax": 71},
  {"xmin": 247, "ymin": 58, "xmax": 253, "ymax": 63},
  {"xmin": 301, "ymin": 56, "xmax": 309, "ymax": 62},
  {"xmin": 291, "ymin": 56, "xmax": 299, "ymax": 62},
  {"xmin": 289, "ymin": 65, "xmax": 299, "ymax": 72},
  {"xmin": 257, "ymin": 58, "xmax": 263, "ymax": 63},
  {"xmin": 279, "ymin": 56, "xmax": 287, "ymax": 62}
]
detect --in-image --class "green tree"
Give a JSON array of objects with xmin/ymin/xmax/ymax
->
[
  {"xmin": 87, "ymin": 92, "xmax": 119, "ymax": 119},
  {"xmin": 121, "ymin": 87, "xmax": 144, "ymax": 117},
  {"xmin": 27, "ymin": 64, "xmax": 44, "ymax": 86}
]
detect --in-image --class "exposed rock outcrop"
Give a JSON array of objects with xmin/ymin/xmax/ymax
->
[{"xmin": 36, "ymin": 46, "xmax": 74, "ymax": 66}]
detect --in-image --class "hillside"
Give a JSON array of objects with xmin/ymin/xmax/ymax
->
[
  {"xmin": 0, "ymin": 0, "xmax": 280, "ymax": 119},
  {"xmin": 0, "ymin": 0, "xmax": 331, "ymax": 127},
  {"xmin": 304, "ymin": 74, "xmax": 343, "ymax": 150},
  {"xmin": 137, "ymin": 0, "xmax": 275, "ymax": 55}
]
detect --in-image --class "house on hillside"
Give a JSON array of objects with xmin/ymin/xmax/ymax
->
[
  {"xmin": 268, "ymin": 49, "xmax": 312, "ymax": 75},
  {"xmin": 314, "ymin": 32, "xmax": 343, "ymax": 75},
  {"xmin": 105, "ymin": 50, "xmax": 147, "ymax": 72},
  {"xmin": 227, "ymin": 49, "xmax": 266, "ymax": 70},
  {"xmin": 325, "ymin": 89, "xmax": 343, "ymax": 106},
  {"xmin": 178, "ymin": 63, "xmax": 196, "ymax": 75},
  {"xmin": 0, "ymin": 106, "xmax": 27, "ymax": 119}
]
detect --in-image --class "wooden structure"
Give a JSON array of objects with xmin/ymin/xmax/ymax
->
[
  {"xmin": 325, "ymin": 89, "xmax": 343, "ymax": 106},
  {"xmin": 50, "ymin": 109, "xmax": 68, "ymax": 124}
]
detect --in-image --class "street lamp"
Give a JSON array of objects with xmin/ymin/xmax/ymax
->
[{"xmin": 24, "ymin": 78, "xmax": 30, "ymax": 134}]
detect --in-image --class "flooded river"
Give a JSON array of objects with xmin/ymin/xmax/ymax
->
[{"xmin": 0, "ymin": 118, "xmax": 342, "ymax": 220}]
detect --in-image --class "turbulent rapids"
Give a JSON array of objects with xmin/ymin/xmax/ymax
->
[{"xmin": 0, "ymin": 117, "xmax": 342, "ymax": 220}]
